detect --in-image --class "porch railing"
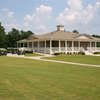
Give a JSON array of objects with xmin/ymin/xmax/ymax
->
[
  {"xmin": 87, "ymin": 47, "xmax": 100, "ymax": 52},
  {"xmin": 18, "ymin": 47, "xmax": 100, "ymax": 54}
]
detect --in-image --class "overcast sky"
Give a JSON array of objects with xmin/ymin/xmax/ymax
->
[{"xmin": 0, "ymin": 0, "xmax": 100, "ymax": 35}]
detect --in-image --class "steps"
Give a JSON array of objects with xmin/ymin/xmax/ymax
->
[{"xmin": 85, "ymin": 51, "xmax": 94, "ymax": 55}]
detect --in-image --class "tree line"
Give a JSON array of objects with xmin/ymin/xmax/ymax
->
[{"xmin": 0, "ymin": 22, "xmax": 34, "ymax": 48}]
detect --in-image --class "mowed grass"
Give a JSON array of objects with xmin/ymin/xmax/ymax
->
[
  {"xmin": 0, "ymin": 57, "xmax": 100, "ymax": 100},
  {"xmin": 24, "ymin": 53, "xmax": 43, "ymax": 56},
  {"xmin": 46, "ymin": 55, "xmax": 100, "ymax": 65}
]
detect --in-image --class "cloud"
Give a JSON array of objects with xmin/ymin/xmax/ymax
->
[
  {"xmin": 4, "ymin": 23, "xmax": 20, "ymax": 31},
  {"xmin": 0, "ymin": 5, "xmax": 53, "ymax": 33},
  {"xmin": 23, "ymin": 5, "xmax": 53, "ymax": 33},
  {"xmin": 23, "ymin": 14, "xmax": 33, "ymax": 22},
  {"xmin": 0, "ymin": 1, "xmax": 99, "ymax": 35},
  {"xmin": 0, "ymin": 8, "xmax": 20, "ymax": 32},
  {"xmin": 36, "ymin": 5, "xmax": 52, "ymax": 14},
  {"xmin": 56, "ymin": 0, "xmax": 93, "ymax": 24},
  {"xmin": 67, "ymin": 0, "xmax": 82, "ymax": 10},
  {"xmin": 2, "ymin": 8, "xmax": 14, "ymax": 18},
  {"xmin": 56, "ymin": 0, "xmax": 100, "ymax": 34}
]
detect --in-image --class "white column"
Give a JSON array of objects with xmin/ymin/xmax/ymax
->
[
  {"xmin": 50, "ymin": 40, "xmax": 52, "ymax": 54},
  {"xmin": 72, "ymin": 41, "xmax": 74, "ymax": 53},
  {"xmin": 38, "ymin": 41, "xmax": 39, "ymax": 52},
  {"xmin": 65, "ymin": 40, "xmax": 67, "ymax": 54},
  {"xmin": 32, "ymin": 42, "xmax": 34, "ymax": 52},
  {"xmin": 45, "ymin": 40, "xmax": 46, "ymax": 53},
  {"xmin": 59, "ymin": 40, "xmax": 61, "ymax": 52},
  {"xmin": 95, "ymin": 42, "xmax": 97, "ymax": 51},
  {"xmin": 90, "ymin": 42, "xmax": 92, "ymax": 50},
  {"xmin": 78, "ymin": 41, "xmax": 80, "ymax": 51}
]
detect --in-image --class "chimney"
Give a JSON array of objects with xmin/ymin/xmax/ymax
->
[{"xmin": 57, "ymin": 25, "xmax": 64, "ymax": 31}]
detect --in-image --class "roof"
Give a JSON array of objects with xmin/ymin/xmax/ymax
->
[
  {"xmin": 36, "ymin": 31, "xmax": 79, "ymax": 40},
  {"xmin": 33, "ymin": 31, "xmax": 100, "ymax": 41},
  {"xmin": 17, "ymin": 39, "xmax": 27, "ymax": 43},
  {"xmin": 18, "ymin": 30, "xmax": 100, "ymax": 43}
]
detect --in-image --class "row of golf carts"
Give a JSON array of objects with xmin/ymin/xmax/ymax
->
[{"xmin": 0, "ymin": 48, "xmax": 32, "ymax": 56}]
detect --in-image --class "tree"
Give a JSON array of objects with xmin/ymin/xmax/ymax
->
[
  {"xmin": 20, "ymin": 30, "xmax": 34, "ymax": 39},
  {"xmin": 0, "ymin": 22, "xmax": 35, "ymax": 48},
  {"xmin": 92, "ymin": 35, "xmax": 100, "ymax": 47},
  {"xmin": 73, "ymin": 30, "xmax": 79, "ymax": 34},
  {"xmin": 6, "ymin": 28, "xmax": 20, "ymax": 48},
  {"xmin": 0, "ymin": 22, "xmax": 6, "ymax": 48},
  {"xmin": 92, "ymin": 34, "xmax": 100, "ymax": 38}
]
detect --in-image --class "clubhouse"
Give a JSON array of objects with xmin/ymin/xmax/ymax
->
[{"xmin": 17, "ymin": 25, "xmax": 100, "ymax": 54}]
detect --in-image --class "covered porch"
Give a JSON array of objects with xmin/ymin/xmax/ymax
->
[{"xmin": 17, "ymin": 40, "xmax": 100, "ymax": 54}]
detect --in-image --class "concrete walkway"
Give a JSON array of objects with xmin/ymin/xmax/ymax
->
[{"xmin": 7, "ymin": 53, "xmax": 100, "ymax": 68}]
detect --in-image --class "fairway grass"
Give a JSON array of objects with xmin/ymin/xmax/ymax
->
[
  {"xmin": 0, "ymin": 56, "xmax": 100, "ymax": 100},
  {"xmin": 46, "ymin": 55, "xmax": 100, "ymax": 65},
  {"xmin": 24, "ymin": 53, "xmax": 43, "ymax": 57}
]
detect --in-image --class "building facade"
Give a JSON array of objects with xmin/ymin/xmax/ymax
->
[{"xmin": 17, "ymin": 25, "xmax": 100, "ymax": 54}]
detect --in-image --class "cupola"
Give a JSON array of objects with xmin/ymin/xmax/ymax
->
[{"xmin": 57, "ymin": 25, "xmax": 64, "ymax": 31}]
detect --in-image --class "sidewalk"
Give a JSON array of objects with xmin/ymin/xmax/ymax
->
[{"xmin": 7, "ymin": 54, "xmax": 100, "ymax": 68}]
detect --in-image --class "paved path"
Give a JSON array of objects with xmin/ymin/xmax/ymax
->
[{"xmin": 7, "ymin": 54, "xmax": 100, "ymax": 68}]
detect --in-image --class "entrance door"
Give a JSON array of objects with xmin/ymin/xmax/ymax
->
[{"xmin": 80, "ymin": 42, "xmax": 89, "ymax": 50}]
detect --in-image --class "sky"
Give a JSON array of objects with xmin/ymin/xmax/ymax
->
[{"xmin": 0, "ymin": 0, "xmax": 100, "ymax": 35}]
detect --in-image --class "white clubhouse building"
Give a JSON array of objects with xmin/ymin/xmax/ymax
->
[{"xmin": 17, "ymin": 25, "xmax": 100, "ymax": 54}]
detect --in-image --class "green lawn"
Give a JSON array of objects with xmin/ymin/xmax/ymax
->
[
  {"xmin": 46, "ymin": 55, "xmax": 100, "ymax": 65},
  {"xmin": 24, "ymin": 53, "xmax": 43, "ymax": 57},
  {"xmin": 0, "ymin": 56, "xmax": 100, "ymax": 100}
]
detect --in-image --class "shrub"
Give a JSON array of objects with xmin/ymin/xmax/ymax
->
[
  {"xmin": 24, "ymin": 50, "xmax": 33, "ymax": 54},
  {"xmin": 67, "ymin": 52, "xmax": 69, "ymax": 54},
  {"xmin": 69, "ymin": 52, "xmax": 72, "ymax": 54},
  {"xmin": 54, "ymin": 52, "xmax": 61, "ymax": 56},
  {"xmin": 78, "ymin": 51, "xmax": 85, "ymax": 55},
  {"xmin": 93, "ymin": 52, "xmax": 100, "ymax": 54}
]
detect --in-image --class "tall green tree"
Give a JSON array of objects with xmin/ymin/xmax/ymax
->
[
  {"xmin": 0, "ymin": 22, "xmax": 6, "ymax": 48},
  {"xmin": 6, "ymin": 28, "xmax": 20, "ymax": 48},
  {"xmin": 92, "ymin": 35, "xmax": 100, "ymax": 47},
  {"xmin": 20, "ymin": 30, "xmax": 34, "ymax": 39},
  {"xmin": 92, "ymin": 35, "xmax": 100, "ymax": 38}
]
